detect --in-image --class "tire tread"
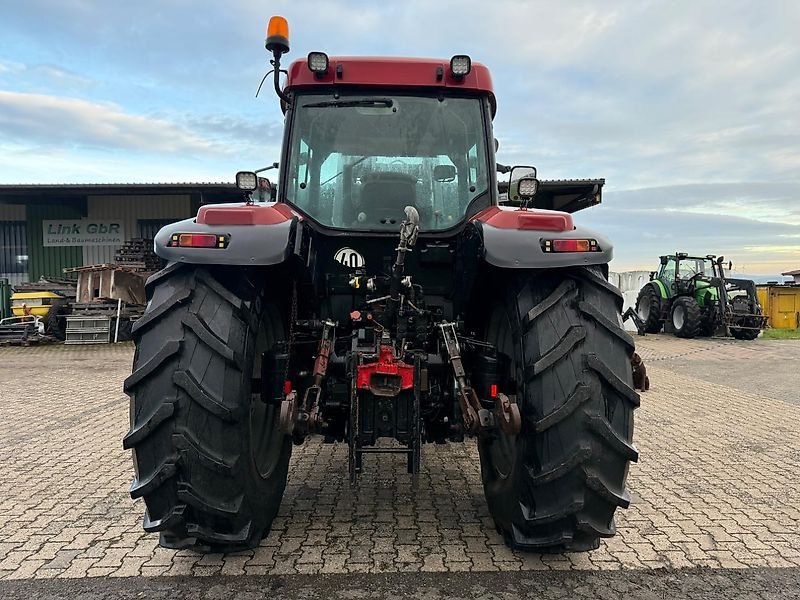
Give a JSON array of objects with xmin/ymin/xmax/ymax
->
[
  {"xmin": 479, "ymin": 266, "xmax": 637, "ymax": 552},
  {"xmin": 125, "ymin": 266, "xmax": 290, "ymax": 552}
]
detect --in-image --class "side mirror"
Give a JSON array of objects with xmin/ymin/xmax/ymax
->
[
  {"xmin": 236, "ymin": 171, "xmax": 258, "ymax": 191},
  {"xmin": 728, "ymin": 261, "xmax": 733, "ymax": 271},
  {"xmin": 254, "ymin": 177, "xmax": 274, "ymax": 201},
  {"xmin": 433, "ymin": 164, "xmax": 456, "ymax": 182},
  {"xmin": 660, "ymin": 256, "xmax": 669, "ymax": 265}
]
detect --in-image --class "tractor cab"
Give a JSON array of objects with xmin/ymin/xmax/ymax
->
[
  {"xmin": 656, "ymin": 253, "xmax": 716, "ymax": 296},
  {"xmin": 233, "ymin": 19, "xmax": 552, "ymax": 235},
  {"xmin": 284, "ymin": 91, "xmax": 491, "ymax": 232},
  {"xmin": 251, "ymin": 36, "xmax": 501, "ymax": 234}
]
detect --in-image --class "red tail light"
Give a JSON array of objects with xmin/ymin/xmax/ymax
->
[
  {"xmin": 169, "ymin": 233, "xmax": 229, "ymax": 248},
  {"xmin": 542, "ymin": 238, "xmax": 599, "ymax": 253}
]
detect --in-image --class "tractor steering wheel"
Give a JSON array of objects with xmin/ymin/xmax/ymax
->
[
  {"xmin": 676, "ymin": 271, "xmax": 702, "ymax": 294},
  {"xmin": 685, "ymin": 271, "xmax": 708, "ymax": 291}
]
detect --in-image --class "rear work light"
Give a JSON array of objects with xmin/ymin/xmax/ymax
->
[
  {"xmin": 307, "ymin": 51, "xmax": 329, "ymax": 75},
  {"xmin": 541, "ymin": 238, "xmax": 600, "ymax": 253},
  {"xmin": 236, "ymin": 171, "xmax": 258, "ymax": 191},
  {"xmin": 169, "ymin": 233, "xmax": 229, "ymax": 249},
  {"xmin": 517, "ymin": 177, "xmax": 538, "ymax": 197},
  {"xmin": 450, "ymin": 55, "xmax": 471, "ymax": 78}
]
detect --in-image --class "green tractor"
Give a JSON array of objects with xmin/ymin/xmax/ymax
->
[{"xmin": 634, "ymin": 253, "xmax": 767, "ymax": 340}]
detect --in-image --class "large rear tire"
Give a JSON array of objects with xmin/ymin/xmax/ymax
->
[
  {"xmin": 671, "ymin": 296, "xmax": 701, "ymax": 339},
  {"xmin": 478, "ymin": 267, "xmax": 639, "ymax": 552},
  {"xmin": 123, "ymin": 263, "xmax": 291, "ymax": 551},
  {"xmin": 635, "ymin": 284, "xmax": 663, "ymax": 334}
]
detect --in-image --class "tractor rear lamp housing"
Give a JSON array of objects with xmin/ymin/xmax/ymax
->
[
  {"xmin": 169, "ymin": 233, "xmax": 230, "ymax": 249},
  {"xmin": 541, "ymin": 238, "xmax": 600, "ymax": 253},
  {"xmin": 450, "ymin": 55, "xmax": 471, "ymax": 78},
  {"xmin": 307, "ymin": 52, "xmax": 329, "ymax": 75},
  {"xmin": 517, "ymin": 177, "xmax": 538, "ymax": 198},
  {"xmin": 236, "ymin": 171, "xmax": 258, "ymax": 191}
]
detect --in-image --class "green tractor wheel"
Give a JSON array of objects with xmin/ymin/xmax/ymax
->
[
  {"xmin": 671, "ymin": 296, "xmax": 701, "ymax": 339},
  {"xmin": 635, "ymin": 284, "xmax": 663, "ymax": 334}
]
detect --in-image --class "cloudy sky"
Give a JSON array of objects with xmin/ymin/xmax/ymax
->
[{"xmin": 1, "ymin": 0, "xmax": 798, "ymax": 274}]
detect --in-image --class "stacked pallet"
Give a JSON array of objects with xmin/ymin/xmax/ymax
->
[{"xmin": 114, "ymin": 239, "xmax": 162, "ymax": 272}]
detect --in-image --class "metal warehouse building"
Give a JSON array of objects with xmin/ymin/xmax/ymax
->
[{"xmin": 0, "ymin": 183, "xmax": 242, "ymax": 286}]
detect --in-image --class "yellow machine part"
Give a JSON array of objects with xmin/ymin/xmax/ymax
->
[
  {"xmin": 757, "ymin": 285, "xmax": 800, "ymax": 329},
  {"xmin": 10, "ymin": 291, "xmax": 64, "ymax": 318}
]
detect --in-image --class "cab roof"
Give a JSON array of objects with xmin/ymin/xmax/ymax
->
[{"xmin": 285, "ymin": 56, "xmax": 496, "ymax": 115}]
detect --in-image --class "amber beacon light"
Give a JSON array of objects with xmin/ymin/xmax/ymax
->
[{"xmin": 265, "ymin": 16, "xmax": 290, "ymax": 53}]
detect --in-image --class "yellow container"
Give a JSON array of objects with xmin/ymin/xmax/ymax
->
[
  {"xmin": 757, "ymin": 285, "xmax": 800, "ymax": 329},
  {"xmin": 10, "ymin": 291, "xmax": 64, "ymax": 318}
]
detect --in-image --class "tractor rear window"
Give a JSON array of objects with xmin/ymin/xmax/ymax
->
[{"xmin": 284, "ymin": 93, "xmax": 490, "ymax": 232}]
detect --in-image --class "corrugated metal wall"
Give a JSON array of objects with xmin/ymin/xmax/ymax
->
[
  {"xmin": 0, "ymin": 221, "xmax": 28, "ymax": 286},
  {"xmin": 85, "ymin": 194, "xmax": 191, "ymax": 265},
  {"xmin": 0, "ymin": 205, "xmax": 28, "ymax": 286},
  {"xmin": 26, "ymin": 204, "xmax": 84, "ymax": 281},
  {"xmin": 0, "ymin": 204, "xmax": 26, "ymax": 220}
]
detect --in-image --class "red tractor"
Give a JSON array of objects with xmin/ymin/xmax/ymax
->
[{"xmin": 124, "ymin": 17, "xmax": 639, "ymax": 553}]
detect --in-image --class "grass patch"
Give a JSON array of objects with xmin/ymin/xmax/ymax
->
[{"xmin": 761, "ymin": 328, "xmax": 800, "ymax": 340}]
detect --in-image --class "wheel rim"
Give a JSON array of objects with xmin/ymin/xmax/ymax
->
[
  {"xmin": 637, "ymin": 295, "xmax": 651, "ymax": 321},
  {"xmin": 672, "ymin": 305, "xmax": 685, "ymax": 330},
  {"xmin": 250, "ymin": 307, "xmax": 285, "ymax": 480}
]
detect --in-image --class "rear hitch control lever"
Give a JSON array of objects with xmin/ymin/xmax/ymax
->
[
  {"xmin": 280, "ymin": 319, "xmax": 336, "ymax": 441},
  {"xmin": 439, "ymin": 322, "xmax": 483, "ymax": 434},
  {"xmin": 439, "ymin": 323, "xmax": 522, "ymax": 436}
]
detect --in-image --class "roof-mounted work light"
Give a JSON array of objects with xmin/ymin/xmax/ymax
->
[
  {"xmin": 450, "ymin": 55, "xmax": 471, "ymax": 78},
  {"xmin": 307, "ymin": 52, "xmax": 329, "ymax": 75},
  {"xmin": 265, "ymin": 16, "xmax": 290, "ymax": 54}
]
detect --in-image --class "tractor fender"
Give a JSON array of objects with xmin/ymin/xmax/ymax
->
[
  {"xmin": 154, "ymin": 202, "xmax": 298, "ymax": 266},
  {"xmin": 472, "ymin": 206, "xmax": 613, "ymax": 269},
  {"xmin": 650, "ymin": 279, "xmax": 668, "ymax": 298}
]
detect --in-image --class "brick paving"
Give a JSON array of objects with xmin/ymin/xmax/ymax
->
[{"xmin": 0, "ymin": 336, "xmax": 798, "ymax": 579}]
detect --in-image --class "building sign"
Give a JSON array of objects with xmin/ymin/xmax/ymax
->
[{"xmin": 43, "ymin": 220, "xmax": 126, "ymax": 247}]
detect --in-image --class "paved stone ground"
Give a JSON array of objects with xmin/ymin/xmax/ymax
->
[
  {"xmin": 0, "ymin": 335, "xmax": 799, "ymax": 582},
  {"xmin": 2, "ymin": 568, "xmax": 799, "ymax": 600}
]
